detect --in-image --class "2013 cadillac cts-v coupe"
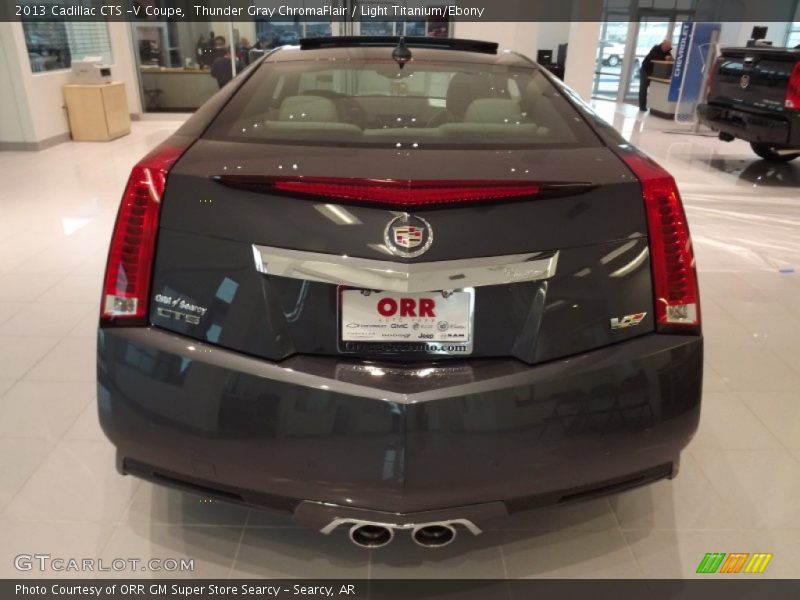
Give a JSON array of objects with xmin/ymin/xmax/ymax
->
[{"xmin": 97, "ymin": 37, "xmax": 702, "ymax": 549}]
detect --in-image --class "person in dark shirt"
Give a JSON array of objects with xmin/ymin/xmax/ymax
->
[
  {"xmin": 639, "ymin": 39, "xmax": 674, "ymax": 111},
  {"xmin": 210, "ymin": 36, "xmax": 242, "ymax": 88}
]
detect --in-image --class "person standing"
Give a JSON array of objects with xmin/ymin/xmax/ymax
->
[
  {"xmin": 210, "ymin": 37, "xmax": 242, "ymax": 88},
  {"xmin": 639, "ymin": 39, "xmax": 673, "ymax": 111}
]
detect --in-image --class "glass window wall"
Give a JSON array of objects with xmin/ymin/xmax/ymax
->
[
  {"xmin": 787, "ymin": 22, "xmax": 800, "ymax": 47},
  {"xmin": 132, "ymin": 6, "xmax": 452, "ymax": 113},
  {"xmin": 22, "ymin": 20, "xmax": 112, "ymax": 73}
]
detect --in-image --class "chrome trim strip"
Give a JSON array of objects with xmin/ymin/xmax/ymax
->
[{"xmin": 252, "ymin": 244, "xmax": 559, "ymax": 292}]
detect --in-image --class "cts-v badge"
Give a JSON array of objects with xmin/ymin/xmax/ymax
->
[
  {"xmin": 610, "ymin": 312, "xmax": 647, "ymax": 329},
  {"xmin": 384, "ymin": 214, "xmax": 433, "ymax": 258}
]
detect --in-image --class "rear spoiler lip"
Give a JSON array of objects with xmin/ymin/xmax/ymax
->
[
  {"xmin": 299, "ymin": 36, "xmax": 499, "ymax": 55},
  {"xmin": 210, "ymin": 174, "xmax": 598, "ymax": 210},
  {"xmin": 718, "ymin": 46, "xmax": 800, "ymax": 60}
]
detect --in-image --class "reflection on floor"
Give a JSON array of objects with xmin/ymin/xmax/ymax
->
[{"xmin": 0, "ymin": 102, "xmax": 799, "ymax": 580}]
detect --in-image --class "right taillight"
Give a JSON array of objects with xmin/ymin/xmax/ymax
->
[
  {"xmin": 100, "ymin": 141, "xmax": 187, "ymax": 325},
  {"xmin": 786, "ymin": 61, "xmax": 800, "ymax": 110},
  {"xmin": 621, "ymin": 150, "xmax": 701, "ymax": 334}
]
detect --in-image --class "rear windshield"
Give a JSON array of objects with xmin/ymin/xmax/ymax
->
[{"xmin": 204, "ymin": 58, "xmax": 601, "ymax": 148}]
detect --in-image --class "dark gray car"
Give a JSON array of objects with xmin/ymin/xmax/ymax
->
[{"xmin": 97, "ymin": 37, "xmax": 702, "ymax": 549}]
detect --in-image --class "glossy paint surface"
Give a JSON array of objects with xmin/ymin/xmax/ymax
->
[
  {"xmin": 98, "ymin": 326, "xmax": 701, "ymax": 513},
  {"xmin": 100, "ymin": 46, "xmax": 701, "ymax": 551},
  {"xmin": 3, "ymin": 97, "xmax": 799, "ymax": 577},
  {"xmin": 700, "ymin": 47, "xmax": 800, "ymax": 146},
  {"xmin": 149, "ymin": 218, "xmax": 654, "ymax": 363}
]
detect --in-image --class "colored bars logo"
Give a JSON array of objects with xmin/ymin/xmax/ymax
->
[{"xmin": 696, "ymin": 553, "xmax": 773, "ymax": 574}]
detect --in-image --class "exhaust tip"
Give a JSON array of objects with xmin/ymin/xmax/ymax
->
[
  {"xmin": 349, "ymin": 524, "xmax": 394, "ymax": 548},
  {"xmin": 412, "ymin": 524, "xmax": 456, "ymax": 548}
]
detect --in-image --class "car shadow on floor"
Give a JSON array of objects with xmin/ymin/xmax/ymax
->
[
  {"xmin": 703, "ymin": 156, "xmax": 800, "ymax": 187},
  {"xmin": 119, "ymin": 484, "xmax": 670, "ymax": 578}
]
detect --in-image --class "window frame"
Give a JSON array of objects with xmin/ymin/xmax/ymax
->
[
  {"xmin": 203, "ymin": 59, "xmax": 604, "ymax": 150},
  {"xmin": 21, "ymin": 20, "xmax": 113, "ymax": 74}
]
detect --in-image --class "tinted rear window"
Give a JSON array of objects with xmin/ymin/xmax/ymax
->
[{"xmin": 204, "ymin": 58, "xmax": 601, "ymax": 148}]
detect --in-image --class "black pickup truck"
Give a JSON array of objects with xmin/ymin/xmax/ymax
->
[{"xmin": 697, "ymin": 46, "xmax": 800, "ymax": 162}]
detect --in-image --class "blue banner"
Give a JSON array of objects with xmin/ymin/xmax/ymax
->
[
  {"xmin": 669, "ymin": 22, "xmax": 720, "ymax": 103},
  {"xmin": 669, "ymin": 22, "xmax": 694, "ymax": 102}
]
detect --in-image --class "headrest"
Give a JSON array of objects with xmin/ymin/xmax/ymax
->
[
  {"xmin": 445, "ymin": 72, "xmax": 499, "ymax": 119},
  {"xmin": 278, "ymin": 95, "xmax": 338, "ymax": 122},
  {"xmin": 522, "ymin": 79, "xmax": 546, "ymax": 112},
  {"xmin": 463, "ymin": 99, "xmax": 523, "ymax": 124}
]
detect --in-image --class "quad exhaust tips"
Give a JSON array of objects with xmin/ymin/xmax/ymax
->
[{"xmin": 323, "ymin": 518, "xmax": 479, "ymax": 549}]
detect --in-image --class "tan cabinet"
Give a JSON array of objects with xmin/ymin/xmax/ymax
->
[{"xmin": 63, "ymin": 82, "xmax": 131, "ymax": 142}]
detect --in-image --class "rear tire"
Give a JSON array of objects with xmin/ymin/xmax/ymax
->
[{"xmin": 750, "ymin": 142, "xmax": 800, "ymax": 162}]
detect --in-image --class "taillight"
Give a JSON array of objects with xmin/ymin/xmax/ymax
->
[
  {"xmin": 620, "ymin": 150, "xmax": 701, "ymax": 334},
  {"xmin": 786, "ymin": 61, "xmax": 800, "ymax": 110},
  {"xmin": 100, "ymin": 142, "xmax": 187, "ymax": 324},
  {"xmin": 264, "ymin": 177, "xmax": 542, "ymax": 207},
  {"xmin": 705, "ymin": 57, "xmax": 722, "ymax": 101}
]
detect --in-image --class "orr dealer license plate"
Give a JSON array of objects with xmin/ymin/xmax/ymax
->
[{"xmin": 339, "ymin": 289, "xmax": 474, "ymax": 355}]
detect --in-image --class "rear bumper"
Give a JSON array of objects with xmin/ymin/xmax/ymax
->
[
  {"xmin": 97, "ymin": 327, "xmax": 702, "ymax": 524},
  {"xmin": 697, "ymin": 102, "xmax": 797, "ymax": 145}
]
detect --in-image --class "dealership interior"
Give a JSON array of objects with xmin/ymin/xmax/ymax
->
[{"xmin": 1, "ymin": 1, "xmax": 800, "ymax": 581}]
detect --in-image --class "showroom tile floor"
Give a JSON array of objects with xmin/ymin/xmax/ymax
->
[{"xmin": 0, "ymin": 100, "xmax": 799, "ymax": 580}]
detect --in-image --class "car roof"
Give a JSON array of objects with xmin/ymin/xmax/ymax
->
[{"xmin": 264, "ymin": 38, "xmax": 536, "ymax": 68}]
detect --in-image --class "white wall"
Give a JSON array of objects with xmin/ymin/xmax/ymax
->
[
  {"xmin": 456, "ymin": 21, "xmax": 604, "ymax": 101},
  {"xmin": 536, "ymin": 22, "xmax": 570, "ymax": 56},
  {"xmin": 108, "ymin": 23, "xmax": 143, "ymax": 115},
  {"xmin": 719, "ymin": 21, "xmax": 791, "ymax": 47},
  {"xmin": 235, "ymin": 22, "xmax": 257, "ymax": 44},
  {"xmin": 454, "ymin": 22, "xmax": 538, "ymax": 60},
  {"xmin": 0, "ymin": 21, "xmax": 142, "ymax": 149},
  {"xmin": 717, "ymin": 22, "xmax": 742, "ymax": 47},
  {"xmin": 0, "ymin": 23, "xmax": 35, "ymax": 144},
  {"xmin": 737, "ymin": 22, "xmax": 790, "ymax": 46},
  {"xmin": 564, "ymin": 21, "xmax": 602, "ymax": 101},
  {"xmin": 9, "ymin": 23, "xmax": 76, "ymax": 144}
]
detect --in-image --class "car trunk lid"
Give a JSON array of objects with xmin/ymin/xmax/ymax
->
[
  {"xmin": 142, "ymin": 141, "xmax": 660, "ymax": 366},
  {"xmin": 709, "ymin": 47, "xmax": 800, "ymax": 113}
]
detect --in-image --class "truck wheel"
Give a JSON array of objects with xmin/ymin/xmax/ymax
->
[{"xmin": 750, "ymin": 142, "xmax": 800, "ymax": 162}]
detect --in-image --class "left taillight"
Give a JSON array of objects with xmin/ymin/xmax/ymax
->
[{"xmin": 100, "ymin": 142, "xmax": 187, "ymax": 325}]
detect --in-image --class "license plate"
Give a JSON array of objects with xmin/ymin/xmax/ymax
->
[{"xmin": 339, "ymin": 289, "xmax": 474, "ymax": 355}]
